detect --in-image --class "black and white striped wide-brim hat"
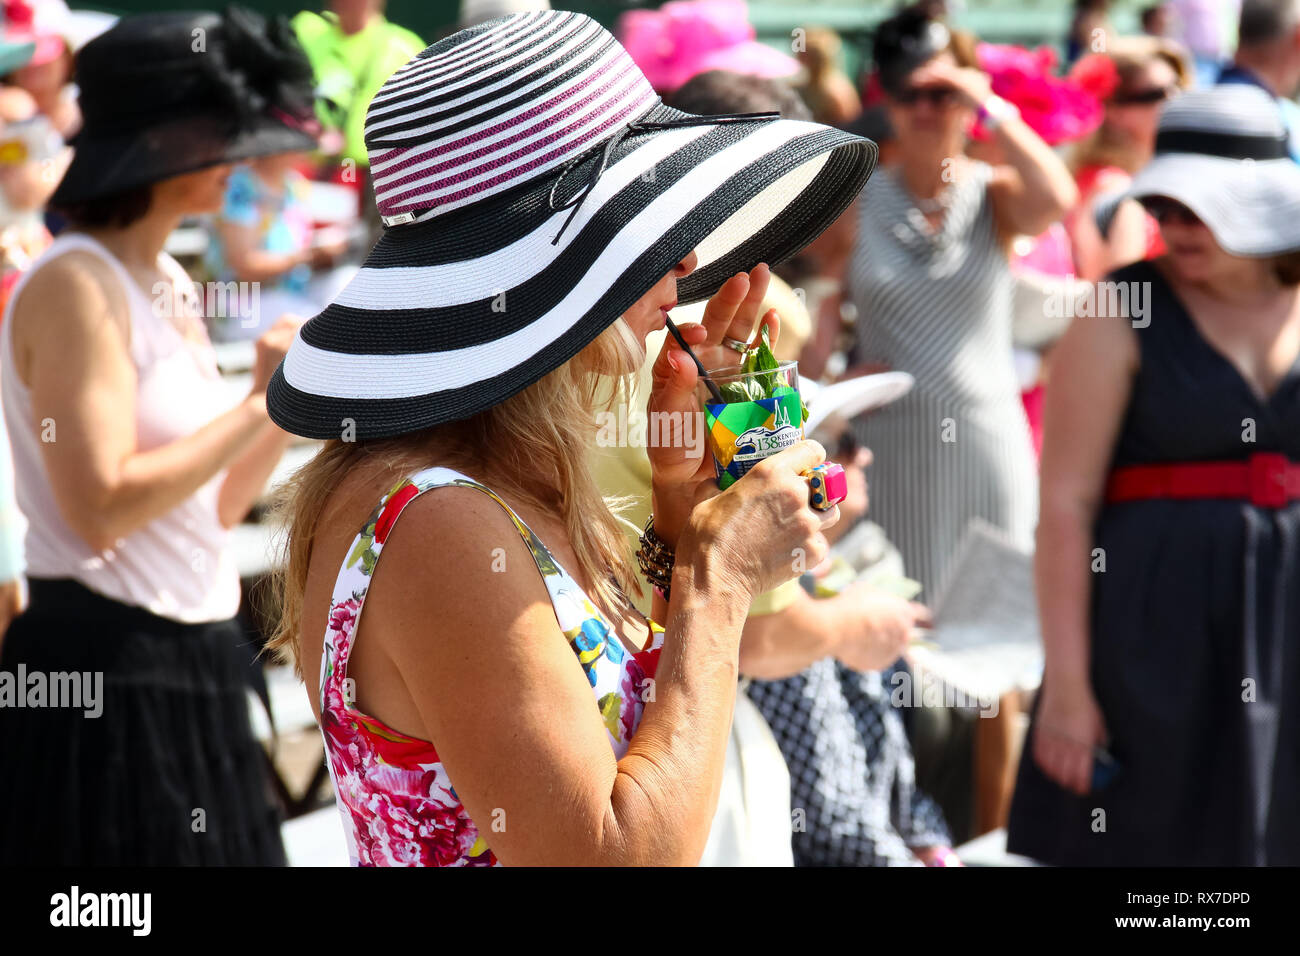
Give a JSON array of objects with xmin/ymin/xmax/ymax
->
[
  {"xmin": 267, "ymin": 10, "xmax": 877, "ymax": 439},
  {"xmin": 1125, "ymin": 83, "xmax": 1300, "ymax": 258}
]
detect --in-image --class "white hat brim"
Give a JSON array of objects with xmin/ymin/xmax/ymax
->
[{"xmin": 1126, "ymin": 153, "xmax": 1300, "ymax": 257}]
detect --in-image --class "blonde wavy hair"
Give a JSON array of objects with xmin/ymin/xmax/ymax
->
[{"xmin": 266, "ymin": 317, "xmax": 647, "ymax": 676}]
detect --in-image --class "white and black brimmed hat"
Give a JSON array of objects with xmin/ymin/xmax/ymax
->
[
  {"xmin": 267, "ymin": 10, "xmax": 878, "ymax": 440},
  {"xmin": 1125, "ymin": 83, "xmax": 1300, "ymax": 258}
]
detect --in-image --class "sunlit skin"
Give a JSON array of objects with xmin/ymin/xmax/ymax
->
[
  {"xmin": 149, "ymin": 163, "xmax": 235, "ymax": 217},
  {"xmin": 9, "ymin": 47, "xmax": 78, "ymax": 137},
  {"xmin": 332, "ymin": 0, "xmax": 384, "ymax": 35},
  {"xmin": 1106, "ymin": 59, "xmax": 1179, "ymax": 168},
  {"xmin": 11, "ymin": 54, "xmax": 69, "ymax": 101}
]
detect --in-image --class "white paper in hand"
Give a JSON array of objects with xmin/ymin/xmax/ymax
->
[{"xmin": 909, "ymin": 520, "xmax": 1042, "ymax": 703}]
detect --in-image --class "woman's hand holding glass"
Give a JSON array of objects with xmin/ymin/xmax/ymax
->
[
  {"xmin": 646, "ymin": 262, "xmax": 781, "ymax": 545},
  {"xmin": 679, "ymin": 439, "xmax": 840, "ymax": 601}
]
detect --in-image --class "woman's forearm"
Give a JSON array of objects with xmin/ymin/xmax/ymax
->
[
  {"xmin": 607, "ymin": 558, "xmax": 750, "ymax": 864},
  {"xmin": 218, "ymin": 222, "xmax": 308, "ymax": 284},
  {"xmin": 228, "ymin": 247, "xmax": 308, "ymax": 284},
  {"xmin": 737, "ymin": 588, "xmax": 839, "ymax": 680},
  {"xmin": 798, "ymin": 291, "xmax": 842, "ymax": 381},
  {"xmin": 994, "ymin": 115, "xmax": 1079, "ymax": 231},
  {"xmin": 217, "ymin": 421, "xmax": 295, "ymax": 528},
  {"xmin": 62, "ymin": 395, "xmax": 270, "ymax": 550},
  {"xmin": 1035, "ymin": 504, "xmax": 1096, "ymax": 690}
]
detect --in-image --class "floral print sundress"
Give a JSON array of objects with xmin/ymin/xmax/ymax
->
[{"xmin": 318, "ymin": 467, "xmax": 664, "ymax": 866}]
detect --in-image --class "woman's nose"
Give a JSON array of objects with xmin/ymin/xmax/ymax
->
[{"xmin": 674, "ymin": 250, "xmax": 699, "ymax": 277}]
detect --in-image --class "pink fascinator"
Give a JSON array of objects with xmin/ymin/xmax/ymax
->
[
  {"xmin": 617, "ymin": 0, "xmax": 799, "ymax": 94},
  {"xmin": 972, "ymin": 43, "xmax": 1103, "ymax": 145}
]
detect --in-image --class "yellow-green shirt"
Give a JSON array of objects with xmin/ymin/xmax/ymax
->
[{"xmin": 291, "ymin": 11, "xmax": 425, "ymax": 166}]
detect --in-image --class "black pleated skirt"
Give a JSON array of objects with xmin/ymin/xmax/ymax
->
[{"xmin": 0, "ymin": 578, "xmax": 286, "ymax": 866}]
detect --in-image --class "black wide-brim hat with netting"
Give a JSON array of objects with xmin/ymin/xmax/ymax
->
[
  {"xmin": 267, "ymin": 9, "xmax": 878, "ymax": 441},
  {"xmin": 50, "ymin": 7, "xmax": 319, "ymax": 207}
]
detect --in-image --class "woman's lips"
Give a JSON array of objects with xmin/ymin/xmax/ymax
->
[{"xmin": 657, "ymin": 301, "xmax": 677, "ymax": 328}]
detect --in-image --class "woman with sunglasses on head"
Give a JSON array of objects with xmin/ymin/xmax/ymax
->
[
  {"xmin": 1008, "ymin": 83, "xmax": 1300, "ymax": 866},
  {"xmin": 844, "ymin": 7, "xmax": 1076, "ymax": 607},
  {"xmin": 1065, "ymin": 37, "xmax": 1192, "ymax": 280},
  {"xmin": 265, "ymin": 11, "xmax": 876, "ymax": 866}
]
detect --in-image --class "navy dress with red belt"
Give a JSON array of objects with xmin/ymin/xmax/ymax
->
[{"xmin": 1007, "ymin": 260, "xmax": 1300, "ymax": 866}]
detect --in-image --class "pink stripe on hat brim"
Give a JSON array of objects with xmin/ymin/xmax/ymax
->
[
  {"xmin": 372, "ymin": 53, "xmax": 632, "ymax": 187},
  {"xmin": 378, "ymin": 92, "xmax": 654, "ymax": 216}
]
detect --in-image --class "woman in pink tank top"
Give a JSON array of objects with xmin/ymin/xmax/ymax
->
[
  {"xmin": 265, "ymin": 11, "xmax": 875, "ymax": 866},
  {"xmin": 0, "ymin": 11, "xmax": 322, "ymax": 865}
]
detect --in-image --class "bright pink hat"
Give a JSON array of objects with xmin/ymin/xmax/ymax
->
[
  {"xmin": 972, "ymin": 43, "xmax": 1103, "ymax": 146},
  {"xmin": 617, "ymin": 0, "xmax": 799, "ymax": 94}
]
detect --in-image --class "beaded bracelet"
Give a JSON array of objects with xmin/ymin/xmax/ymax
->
[{"xmin": 636, "ymin": 515, "xmax": 675, "ymax": 602}]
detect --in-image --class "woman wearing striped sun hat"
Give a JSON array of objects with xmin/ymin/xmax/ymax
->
[{"xmin": 265, "ymin": 9, "xmax": 877, "ymax": 865}]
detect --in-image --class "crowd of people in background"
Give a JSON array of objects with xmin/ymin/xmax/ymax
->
[{"xmin": 0, "ymin": 0, "xmax": 1296, "ymax": 868}]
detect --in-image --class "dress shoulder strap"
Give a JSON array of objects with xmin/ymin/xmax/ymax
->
[
  {"xmin": 319, "ymin": 465, "xmax": 574, "ymax": 714},
  {"xmin": 328, "ymin": 466, "xmax": 562, "ymax": 605}
]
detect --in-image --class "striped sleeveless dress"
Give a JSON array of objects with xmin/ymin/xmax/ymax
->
[{"xmin": 845, "ymin": 161, "xmax": 1037, "ymax": 600}]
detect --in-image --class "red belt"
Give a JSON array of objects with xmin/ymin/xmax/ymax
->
[{"xmin": 1105, "ymin": 453, "xmax": 1300, "ymax": 509}]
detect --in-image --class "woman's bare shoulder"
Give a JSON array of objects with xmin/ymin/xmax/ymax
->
[
  {"xmin": 372, "ymin": 480, "xmax": 547, "ymax": 601},
  {"xmin": 306, "ymin": 466, "xmax": 554, "ymax": 633},
  {"xmin": 8, "ymin": 250, "xmax": 133, "ymax": 386},
  {"xmin": 12, "ymin": 250, "xmax": 129, "ymax": 337}
]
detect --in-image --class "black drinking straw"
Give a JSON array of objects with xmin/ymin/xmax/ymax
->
[{"xmin": 664, "ymin": 316, "xmax": 725, "ymax": 403}]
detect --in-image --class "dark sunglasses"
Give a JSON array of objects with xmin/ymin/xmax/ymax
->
[
  {"xmin": 1111, "ymin": 84, "xmax": 1179, "ymax": 105},
  {"xmin": 1140, "ymin": 196, "xmax": 1203, "ymax": 226},
  {"xmin": 893, "ymin": 85, "xmax": 958, "ymax": 108}
]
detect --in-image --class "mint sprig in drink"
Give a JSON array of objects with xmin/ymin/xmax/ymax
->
[{"xmin": 699, "ymin": 328, "xmax": 809, "ymax": 489}]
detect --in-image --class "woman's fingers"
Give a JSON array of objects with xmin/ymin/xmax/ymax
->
[
  {"xmin": 763, "ymin": 438, "xmax": 827, "ymax": 478},
  {"xmin": 700, "ymin": 263, "xmax": 772, "ymax": 349},
  {"xmin": 699, "ymin": 272, "xmax": 750, "ymax": 346},
  {"xmin": 909, "ymin": 601, "xmax": 933, "ymax": 629},
  {"xmin": 728, "ymin": 263, "xmax": 771, "ymax": 344},
  {"xmin": 1035, "ymin": 725, "xmax": 1092, "ymax": 795},
  {"xmin": 814, "ymin": 506, "xmax": 840, "ymax": 531},
  {"xmin": 654, "ymin": 349, "xmax": 699, "ymax": 411},
  {"xmin": 650, "ymin": 322, "xmax": 706, "ymax": 394}
]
